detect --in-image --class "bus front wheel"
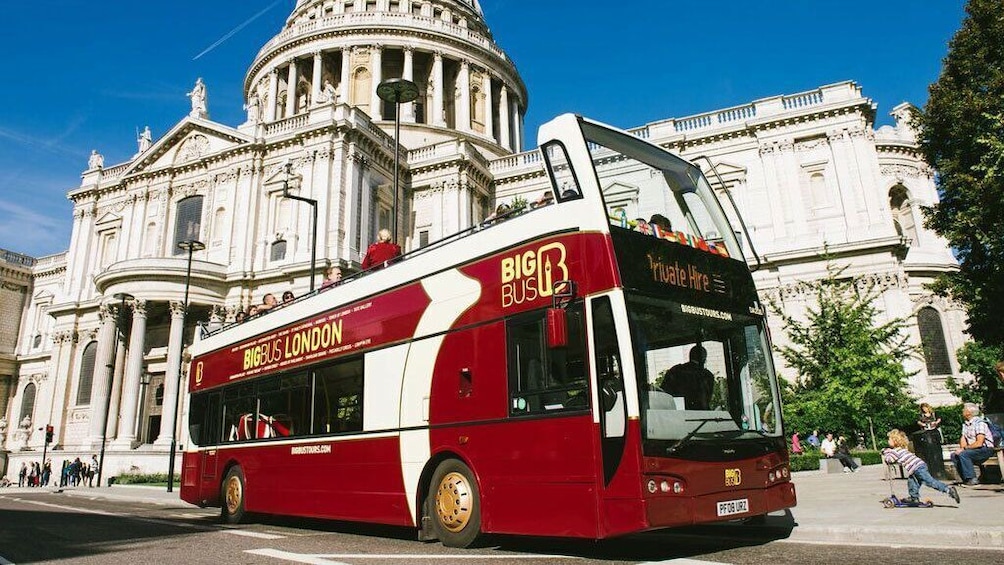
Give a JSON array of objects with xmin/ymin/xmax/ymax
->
[
  {"xmin": 221, "ymin": 466, "xmax": 247, "ymax": 524},
  {"xmin": 429, "ymin": 459, "xmax": 482, "ymax": 548}
]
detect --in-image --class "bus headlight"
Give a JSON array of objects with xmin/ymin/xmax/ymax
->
[{"xmin": 647, "ymin": 480, "xmax": 658, "ymax": 494}]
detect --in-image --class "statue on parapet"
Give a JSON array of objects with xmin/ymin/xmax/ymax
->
[
  {"xmin": 187, "ymin": 77, "xmax": 209, "ymax": 119},
  {"xmin": 321, "ymin": 79, "xmax": 338, "ymax": 104},
  {"xmin": 88, "ymin": 150, "xmax": 104, "ymax": 170},
  {"xmin": 137, "ymin": 126, "xmax": 153, "ymax": 153}
]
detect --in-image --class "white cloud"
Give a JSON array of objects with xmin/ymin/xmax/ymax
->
[{"xmin": 0, "ymin": 199, "xmax": 69, "ymax": 257}]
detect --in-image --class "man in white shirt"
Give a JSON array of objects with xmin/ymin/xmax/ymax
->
[
  {"xmin": 951, "ymin": 403, "xmax": 995, "ymax": 486},
  {"xmin": 820, "ymin": 433, "xmax": 837, "ymax": 458}
]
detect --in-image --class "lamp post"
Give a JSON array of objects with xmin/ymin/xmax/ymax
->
[
  {"xmin": 98, "ymin": 291, "xmax": 133, "ymax": 488},
  {"xmin": 168, "ymin": 239, "xmax": 204, "ymax": 493},
  {"xmin": 138, "ymin": 372, "xmax": 151, "ymax": 443},
  {"xmin": 280, "ymin": 161, "xmax": 318, "ymax": 292},
  {"xmin": 376, "ymin": 78, "xmax": 419, "ymax": 243}
]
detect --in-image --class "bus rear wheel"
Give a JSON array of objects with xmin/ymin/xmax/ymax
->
[
  {"xmin": 221, "ymin": 466, "xmax": 247, "ymax": 524},
  {"xmin": 429, "ymin": 459, "xmax": 482, "ymax": 548}
]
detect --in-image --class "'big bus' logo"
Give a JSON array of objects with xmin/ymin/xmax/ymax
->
[
  {"xmin": 501, "ymin": 242, "xmax": 568, "ymax": 308},
  {"xmin": 194, "ymin": 361, "xmax": 204, "ymax": 386},
  {"xmin": 725, "ymin": 468, "xmax": 742, "ymax": 487}
]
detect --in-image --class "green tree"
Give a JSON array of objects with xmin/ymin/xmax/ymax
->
[
  {"xmin": 770, "ymin": 266, "xmax": 917, "ymax": 444},
  {"xmin": 945, "ymin": 340, "xmax": 1004, "ymax": 405},
  {"xmin": 917, "ymin": 0, "xmax": 1004, "ymax": 348}
]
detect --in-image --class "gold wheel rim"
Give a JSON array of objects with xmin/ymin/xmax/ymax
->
[
  {"xmin": 435, "ymin": 471, "xmax": 473, "ymax": 533},
  {"xmin": 225, "ymin": 475, "xmax": 242, "ymax": 515}
]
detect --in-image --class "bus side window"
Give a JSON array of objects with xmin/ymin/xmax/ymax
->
[
  {"xmin": 222, "ymin": 383, "xmax": 256, "ymax": 443},
  {"xmin": 507, "ymin": 304, "xmax": 588, "ymax": 416},
  {"xmin": 257, "ymin": 372, "xmax": 310, "ymax": 439},
  {"xmin": 313, "ymin": 357, "xmax": 364, "ymax": 434}
]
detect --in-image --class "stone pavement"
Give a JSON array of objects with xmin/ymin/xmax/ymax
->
[{"xmin": 2, "ymin": 464, "xmax": 1002, "ymax": 549}]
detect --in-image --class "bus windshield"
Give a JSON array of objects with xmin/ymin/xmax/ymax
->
[
  {"xmin": 625, "ymin": 292, "xmax": 782, "ymax": 447},
  {"xmin": 576, "ymin": 121, "xmax": 744, "ymax": 261}
]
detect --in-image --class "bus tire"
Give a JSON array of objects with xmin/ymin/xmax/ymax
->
[
  {"xmin": 429, "ymin": 459, "xmax": 482, "ymax": 548},
  {"xmin": 221, "ymin": 466, "xmax": 247, "ymax": 524}
]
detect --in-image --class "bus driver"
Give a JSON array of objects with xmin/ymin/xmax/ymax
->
[{"xmin": 660, "ymin": 345, "xmax": 715, "ymax": 410}]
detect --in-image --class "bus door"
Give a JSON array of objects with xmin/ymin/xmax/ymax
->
[
  {"xmin": 589, "ymin": 296, "xmax": 628, "ymax": 486},
  {"xmin": 200, "ymin": 391, "xmax": 222, "ymax": 497}
]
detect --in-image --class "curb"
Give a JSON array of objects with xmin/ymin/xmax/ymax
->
[{"xmin": 786, "ymin": 524, "xmax": 1004, "ymax": 549}]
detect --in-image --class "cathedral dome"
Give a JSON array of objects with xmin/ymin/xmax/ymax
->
[{"xmin": 244, "ymin": 0, "xmax": 527, "ymax": 156}]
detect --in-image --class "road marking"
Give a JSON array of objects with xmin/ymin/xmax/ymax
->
[
  {"xmin": 0, "ymin": 554, "xmax": 14, "ymax": 564},
  {"xmin": 246, "ymin": 548, "xmax": 582, "ymax": 563},
  {"xmin": 637, "ymin": 560, "xmax": 731, "ymax": 565},
  {"xmin": 222, "ymin": 530, "xmax": 286, "ymax": 540},
  {"xmin": 5, "ymin": 497, "xmax": 212, "ymax": 531}
]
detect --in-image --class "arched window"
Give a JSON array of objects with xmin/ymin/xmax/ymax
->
[
  {"xmin": 889, "ymin": 185, "xmax": 918, "ymax": 244},
  {"xmin": 76, "ymin": 341, "xmax": 99, "ymax": 405},
  {"xmin": 213, "ymin": 207, "xmax": 228, "ymax": 241},
  {"xmin": 143, "ymin": 222, "xmax": 158, "ymax": 256},
  {"xmin": 101, "ymin": 233, "xmax": 118, "ymax": 267},
  {"xmin": 275, "ymin": 199, "xmax": 291, "ymax": 232},
  {"xmin": 917, "ymin": 307, "xmax": 952, "ymax": 375},
  {"xmin": 271, "ymin": 239, "xmax": 287, "ymax": 262},
  {"xmin": 173, "ymin": 196, "xmax": 204, "ymax": 254},
  {"xmin": 19, "ymin": 382, "xmax": 37, "ymax": 424}
]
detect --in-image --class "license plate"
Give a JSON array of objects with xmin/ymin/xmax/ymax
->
[{"xmin": 716, "ymin": 498, "xmax": 749, "ymax": 517}]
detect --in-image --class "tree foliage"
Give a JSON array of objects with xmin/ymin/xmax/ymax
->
[
  {"xmin": 917, "ymin": 0, "xmax": 1004, "ymax": 348},
  {"xmin": 944, "ymin": 340, "xmax": 1004, "ymax": 405},
  {"xmin": 770, "ymin": 266, "xmax": 917, "ymax": 444}
]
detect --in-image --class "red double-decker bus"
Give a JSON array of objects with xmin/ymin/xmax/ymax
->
[{"xmin": 181, "ymin": 114, "xmax": 795, "ymax": 547}]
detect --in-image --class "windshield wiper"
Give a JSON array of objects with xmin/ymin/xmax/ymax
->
[{"xmin": 667, "ymin": 417, "xmax": 735, "ymax": 454}]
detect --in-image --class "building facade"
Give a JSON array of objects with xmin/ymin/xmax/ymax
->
[{"xmin": 0, "ymin": 0, "xmax": 965, "ymax": 477}]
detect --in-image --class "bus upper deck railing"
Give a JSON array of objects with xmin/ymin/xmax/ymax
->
[{"xmin": 202, "ymin": 200, "xmax": 549, "ymax": 339}]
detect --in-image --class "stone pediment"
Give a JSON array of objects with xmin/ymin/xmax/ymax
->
[
  {"xmin": 122, "ymin": 118, "xmax": 255, "ymax": 177},
  {"xmin": 94, "ymin": 211, "xmax": 123, "ymax": 231},
  {"xmin": 699, "ymin": 160, "xmax": 747, "ymax": 187}
]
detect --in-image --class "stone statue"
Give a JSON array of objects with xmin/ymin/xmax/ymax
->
[
  {"xmin": 88, "ymin": 150, "xmax": 104, "ymax": 170},
  {"xmin": 0, "ymin": 416, "xmax": 7, "ymax": 446},
  {"xmin": 245, "ymin": 92, "xmax": 261, "ymax": 123},
  {"xmin": 321, "ymin": 79, "xmax": 337, "ymax": 104},
  {"xmin": 137, "ymin": 126, "xmax": 153, "ymax": 153},
  {"xmin": 187, "ymin": 77, "xmax": 208, "ymax": 118},
  {"xmin": 16, "ymin": 415, "xmax": 31, "ymax": 451}
]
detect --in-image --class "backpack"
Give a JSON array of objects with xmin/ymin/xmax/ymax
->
[{"xmin": 983, "ymin": 417, "xmax": 1004, "ymax": 448}]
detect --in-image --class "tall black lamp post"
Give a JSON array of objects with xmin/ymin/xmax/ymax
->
[
  {"xmin": 376, "ymin": 78, "xmax": 419, "ymax": 243},
  {"xmin": 168, "ymin": 239, "xmax": 204, "ymax": 493},
  {"xmin": 99, "ymin": 291, "xmax": 133, "ymax": 488},
  {"xmin": 280, "ymin": 160, "xmax": 319, "ymax": 292}
]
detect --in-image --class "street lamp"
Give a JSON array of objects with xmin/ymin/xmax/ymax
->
[
  {"xmin": 168, "ymin": 239, "xmax": 204, "ymax": 493},
  {"xmin": 280, "ymin": 160, "xmax": 319, "ymax": 292},
  {"xmin": 376, "ymin": 78, "xmax": 419, "ymax": 243},
  {"xmin": 98, "ymin": 291, "xmax": 133, "ymax": 488}
]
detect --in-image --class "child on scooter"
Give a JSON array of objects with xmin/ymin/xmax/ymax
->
[{"xmin": 882, "ymin": 429, "xmax": 960, "ymax": 505}]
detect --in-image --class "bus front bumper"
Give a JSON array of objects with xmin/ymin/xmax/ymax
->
[{"xmin": 644, "ymin": 481, "xmax": 796, "ymax": 528}]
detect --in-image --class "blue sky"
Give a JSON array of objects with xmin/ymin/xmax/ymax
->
[{"xmin": 0, "ymin": 0, "xmax": 965, "ymax": 258}]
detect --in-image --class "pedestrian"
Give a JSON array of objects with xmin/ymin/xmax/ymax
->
[
  {"xmin": 42, "ymin": 460, "xmax": 51, "ymax": 486},
  {"xmin": 834, "ymin": 436, "xmax": 860, "ymax": 472},
  {"xmin": 18, "ymin": 462, "xmax": 26, "ymax": 487},
  {"xmin": 951, "ymin": 403, "xmax": 995, "ymax": 486},
  {"xmin": 791, "ymin": 431, "xmax": 803, "ymax": 454},
  {"xmin": 882, "ymin": 428, "xmax": 959, "ymax": 504},
  {"xmin": 806, "ymin": 429, "xmax": 820, "ymax": 449},
  {"xmin": 361, "ymin": 229, "xmax": 402, "ymax": 270},
  {"xmin": 90, "ymin": 455, "xmax": 100, "ymax": 487}
]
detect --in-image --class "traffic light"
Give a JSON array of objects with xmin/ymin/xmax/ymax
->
[{"xmin": 45, "ymin": 425, "xmax": 53, "ymax": 444}]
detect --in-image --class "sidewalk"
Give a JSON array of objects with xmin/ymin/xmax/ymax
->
[
  {"xmin": 3, "ymin": 466, "xmax": 1003, "ymax": 549},
  {"xmin": 780, "ymin": 463, "xmax": 1004, "ymax": 548}
]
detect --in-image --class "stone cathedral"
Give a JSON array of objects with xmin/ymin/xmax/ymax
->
[{"xmin": 0, "ymin": 0, "xmax": 966, "ymax": 476}]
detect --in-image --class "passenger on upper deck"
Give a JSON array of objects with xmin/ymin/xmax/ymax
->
[
  {"xmin": 258, "ymin": 293, "xmax": 278, "ymax": 313},
  {"xmin": 281, "ymin": 291, "xmax": 295, "ymax": 305},
  {"xmin": 361, "ymin": 229, "xmax": 402, "ymax": 270},
  {"xmin": 633, "ymin": 217, "xmax": 651, "ymax": 235},
  {"xmin": 320, "ymin": 265, "xmax": 343, "ymax": 289},
  {"xmin": 531, "ymin": 190, "xmax": 554, "ymax": 209},
  {"xmin": 649, "ymin": 214, "xmax": 672, "ymax": 234}
]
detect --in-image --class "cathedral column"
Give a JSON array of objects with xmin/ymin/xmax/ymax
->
[
  {"xmin": 482, "ymin": 72, "xmax": 494, "ymax": 139},
  {"xmin": 370, "ymin": 45, "xmax": 383, "ymax": 120},
  {"xmin": 154, "ymin": 301, "xmax": 185, "ymax": 446},
  {"xmin": 402, "ymin": 47, "xmax": 416, "ymax": 122},
  {"xmin": 87, "ymin": 304, "xmax": 118, "ymax": 447},
  {"xmin": 499, "ymin": 85, "xmax": 511, "ymax": 149},
  {"xmin": 510, "ymin": 97, "xmax": 521, "ymax": 152},
  {"xmin": 340, "ymin": 48, "xmax": 352, "ymax": 104},
  {"xmin": 432, "ymin": 52, "xmax": 445, "ymax": 127},
  {"xmin": 312, "ymin": 51, "xmax": 324, "ymax": 105},
  {"xmin": 266, "ymin": 69, "xmax": 279, "ymax": 122},
  {"xmin": 113, "ymin": 299, "xmax": 147, "ymax": 448},
  {"xmin": 457, "ymin": 60, "xmax": 471, "ymax": 132},
  {"xmin": 285, "ymin": 59, "xmax": 298, "ymax": 118},
  {"xmin": 106, "ymin": 328, "xmax": 127, "ymax": 439}
]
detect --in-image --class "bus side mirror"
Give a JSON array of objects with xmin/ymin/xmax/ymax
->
[{"xmin": 546, "ymin": 308, "xmax": 568, "ymax": 348}]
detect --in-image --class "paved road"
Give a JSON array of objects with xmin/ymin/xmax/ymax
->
[{"xmin": 0, "ymin": 492, "xmax": 999, "ymax": 564}]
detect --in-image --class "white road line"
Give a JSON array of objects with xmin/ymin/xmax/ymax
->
[
  {"xmin": 245, "ymin": 548, "xmax": 581, "ymax": 562},
  {"xmin": 0, "ymin": 554, "xmax": 15, "ymax": 564},
  {"xmin": 637, "ymin": 560, "xmax": 731, "ymax": 565},
  {"xmin": 222, "ymin": 530, "xmax": 286, "ymax": 540}
]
